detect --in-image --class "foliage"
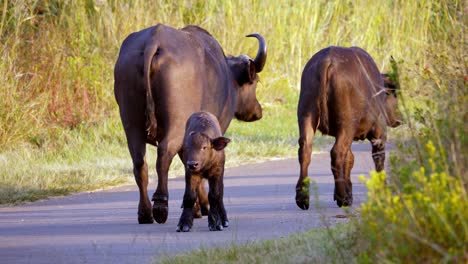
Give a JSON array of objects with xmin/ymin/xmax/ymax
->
[{"xmin": 358, "ymin": 155, "xmax": 467, "ymax": 262}]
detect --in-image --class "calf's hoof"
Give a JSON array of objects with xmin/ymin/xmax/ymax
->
[
  {"xmin": 223, "ymin": 220, "xmax": 229, "ymax": 228},
  {"xmin": 209, "ymin": 224, "xmax": 224, "ymax": 231},
  {"xmin": 176, "ymin": 225, "xmax": 191, "ymax": 232},
  {"xmin": 193, "ymin": 208, "xmax": 202, "ymax": 219},
  {"xmin": 201, "ymin": 206, "xmax": 209, "ymax": 216}
]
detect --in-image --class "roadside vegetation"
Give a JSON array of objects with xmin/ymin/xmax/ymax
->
[{"xmin": 1, "ymin": 0, "xmax": 466, "ymax": 262}]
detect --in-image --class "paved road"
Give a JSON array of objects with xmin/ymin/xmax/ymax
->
[{"xmin": 0, "ymin": 144, "xmax": 377, "ymax": 264}]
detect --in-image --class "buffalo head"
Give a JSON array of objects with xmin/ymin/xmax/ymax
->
[
  {"xmin": 382, "ymin": 74, "xmax": 402, "ymax": 128},
  {"xmin": 227, "ymin": 33, "xmax": 267, "ymax": 122},
  {"xmin": 184, "ymin": 132, "xmax": 230, "ymax": 173}
]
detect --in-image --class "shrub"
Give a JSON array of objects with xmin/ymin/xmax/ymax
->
[{"xmin": 358, "ymin": 143, "xmax": 467, "ymax": 262}]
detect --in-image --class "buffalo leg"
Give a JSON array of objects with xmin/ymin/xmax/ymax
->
[
  {"xmin": 152, "ymin": 139, "xmax": 179, "ymax": 224},
  {"xmin": 125, "ymin": 129, "xmax": 153, "ymax": 224},
  {"xmin": 369, "ymin": 127, "xmax": 387, "ymax": 172},
  {"xmin": 177, "ymin": 173, "xmax": 201, "ymax": 232},
  {"xmin": 343, "ymin": 149, "xmax": 354, "ymax": 206},
  {"xmin": 331, "ymin": 136, "xmax": 353, "ymax": 207},
  {"xmin": 296, "ymin": 113, "xmax": 316, "ymax": 210},
  {"xmin": 207, "ymin": 174, "xmax": 227, "ymax": 231},
  {"xmin": 371, "ymin": 138, "xmax": 386, "ymax": 172}
]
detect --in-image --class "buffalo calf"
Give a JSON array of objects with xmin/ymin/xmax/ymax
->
[
  {"xmin": 296, "ymin": 46, "xmax": 402, "ymax": 209},
  {"xmin": 177, "ymin": 112, "xmax": 230, "ymax": 232}
]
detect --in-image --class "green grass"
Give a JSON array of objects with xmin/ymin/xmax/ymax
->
[{"xmin": 157, "ymin": 223, "xmax": 356, "ymax": 264}]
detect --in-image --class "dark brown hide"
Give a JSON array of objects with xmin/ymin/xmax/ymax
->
[
  {"xmin": 177, "ymin": 112, "xmax": 230, "ymax": 232},
  {"xmin": 114, "ymin": 24, "xmax": 267, "ymax": 224},
  {"xmin": 296, "ymin": 46, "xmax": 401, "ymax": 209}
]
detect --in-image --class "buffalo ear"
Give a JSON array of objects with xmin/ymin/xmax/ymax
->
[
  {"xmin": 211, "ymin": 137, "xmax": 231, "ymax": 151},
  {"xmin": 247, "ymin": 59, "xmax": 256, "ymax": 83},
  {"xmin": 381, "ymin": 73, "xmax": 398, "ymax": 96},
  {"xmin": 237, "ymin": 59, "xmax": 256, "ymax": 86},
  {"xmin": 228, "ymin": 56, "xmax": 257, "ymax": 86}
]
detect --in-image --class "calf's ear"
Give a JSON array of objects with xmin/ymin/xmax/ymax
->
[{"xmin": 211, "ymin": 137, "xmax": 231, "ymax": 151}]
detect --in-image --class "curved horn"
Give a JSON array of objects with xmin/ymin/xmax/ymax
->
[{"xmin": 246, "ymin": 33, "xmax": 267, "ymax": 73}]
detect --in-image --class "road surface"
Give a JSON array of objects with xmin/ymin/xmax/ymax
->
[{"xmin": 0, "ymin": 144, "xmax": 378, "ymax": 264}]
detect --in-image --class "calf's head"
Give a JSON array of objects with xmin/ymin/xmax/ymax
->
[
  {"xmin": 184, "ymin": 132, "xmax": 231, "ymax": 173},
  {"xmin": 227, "ymin": 33, "xmax": 267, "ymax": 122}
]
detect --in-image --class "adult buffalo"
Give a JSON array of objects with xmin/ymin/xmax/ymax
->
[
  {"xmin": 296, "ymin": 46, "xmax": 401, "ymax": 209},
  {"xmin": 114, "ymin": 24, "xmax": 266, "ymax": 224}
]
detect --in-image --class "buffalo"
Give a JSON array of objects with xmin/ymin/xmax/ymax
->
[
  {"xmin": 114, "ymin": 24, "xmax": 266, "ymax": 224},
  {"xmin": 177, "ymin": 111, "xmax": 230, "ymax": 232},
  {"xmin": 296, "ymin": 46, "xmax": 401, "ymax": 209}
]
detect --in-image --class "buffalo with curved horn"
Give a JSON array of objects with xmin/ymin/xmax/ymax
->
[{"xmin": 114, "ymin": 24, "xmax": 267, "ymax": 224}]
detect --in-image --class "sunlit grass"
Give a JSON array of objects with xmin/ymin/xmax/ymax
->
[{"xmin": 156, "ymin": 223, "xmax": 356, "ymax": 264}]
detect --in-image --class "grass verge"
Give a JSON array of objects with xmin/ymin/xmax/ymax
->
[{"xmin": 156, "ymin": 223, "xmax": 356, "ymax": 264}]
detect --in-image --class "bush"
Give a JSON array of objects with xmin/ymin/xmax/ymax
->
[{"xmin": 358, "ymin": 143, "xmax": 467, "ymax": 262}]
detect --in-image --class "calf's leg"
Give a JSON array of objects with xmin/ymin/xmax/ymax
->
[
  {"xmin": 177, "ymin": 173, "xmax": 201, "ymax": 232},
  {"xmin": 177, "ymin": 152, "xmax": 207, "ymax": 219},
  {"xmin": 207, "ymin": 174, "xmax": 227, "ymax": 231}
]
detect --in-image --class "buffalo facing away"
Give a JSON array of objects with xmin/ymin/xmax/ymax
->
[
  {"xmin": 296, "ymin": 46, "xmax": 401, "ymax": 209},
  {"xmin": 114, "ymin": 24, "xmax": 267, "ymax": 224},
  {"xmin": 177, "ymin": 112, "xmax": 230, "ymax": 232}
]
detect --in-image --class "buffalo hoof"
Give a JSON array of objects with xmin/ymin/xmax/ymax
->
[
  {"xmin": 223, "ymin": 220, "xmax": 229, "ymax": 228},
  {"xmin": 334, "ymin": 194, "xmax": 353, "ymax": 207},
  {"xmin": 152, "ymin": 194, "xmax": 168, "ymax": 223},
  {"xmin": 138, "ymin": 201, "xmax": 154, "ymax": 224},
  {"xmin": 153, "ymin": 203, "xmax": 168, "ymax": 224},
  {"xmin": 209, "ymin": 224, "xmax": 223, "ymax": 231},
  {"xmin": 138, "ymin": 215, "xmax": 154, "ymax": 224},
  {"xmin": 295, "ymin": 192, "xmax": 310, "ymax": 210},
  {"xmin": 176, "ymin": 225, "xmax": 191, "ymax": 232}
]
